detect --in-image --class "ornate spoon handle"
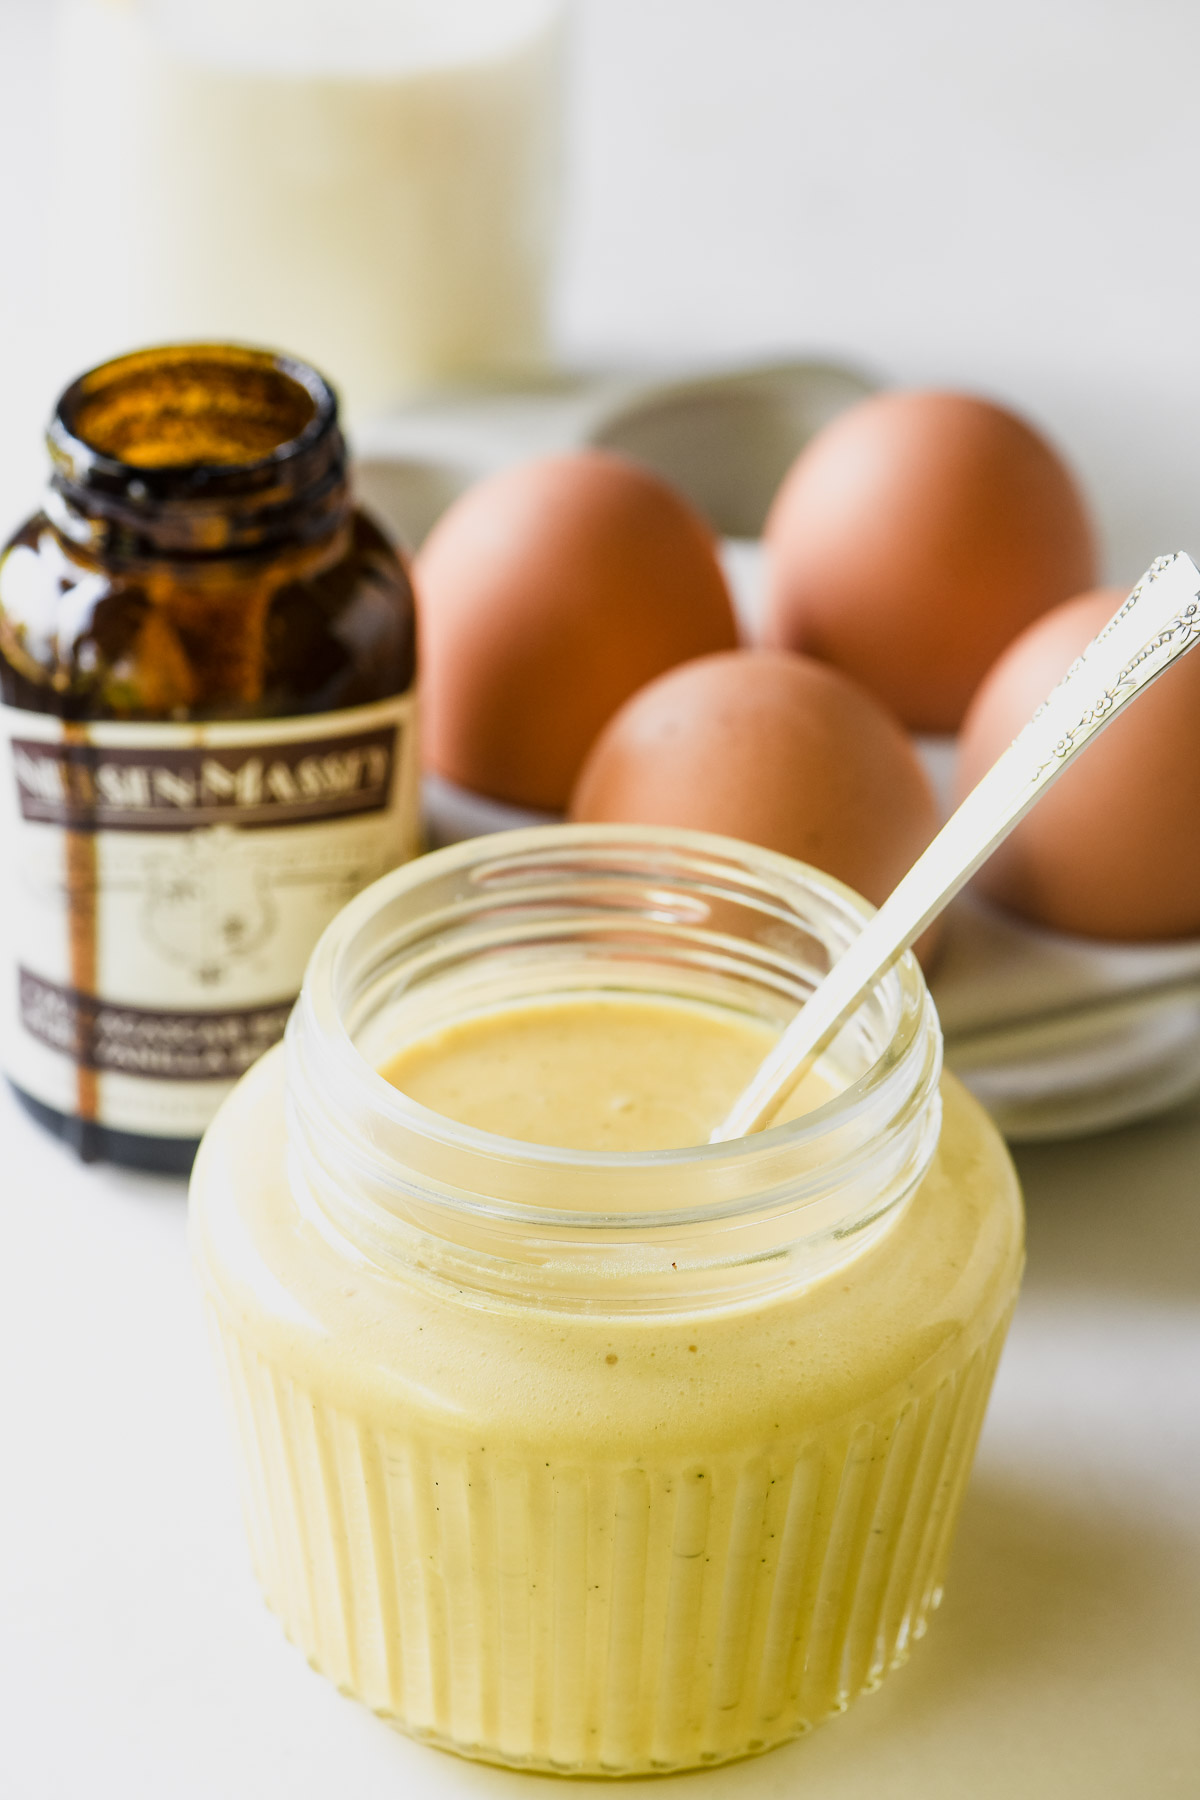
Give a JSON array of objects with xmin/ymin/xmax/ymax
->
[{"xmin": 713, "ymin": 551, "xmax": 1200, "ymax": 1142}]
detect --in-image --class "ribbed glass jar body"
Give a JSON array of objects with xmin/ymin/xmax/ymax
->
[
  {"xmin": 190, "ymin": 827, "xmax": 1023, "ymax": 1775},
  {"xmin": 0, "ymin": 344, "xmax": 419, "ymax": 1170}
]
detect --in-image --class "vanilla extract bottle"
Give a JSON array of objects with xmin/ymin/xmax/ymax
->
[{"xmin": 0, "ymin": 344, "xmax": 420, "ymax": 1172}]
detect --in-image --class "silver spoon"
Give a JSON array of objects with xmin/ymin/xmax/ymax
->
[{"xmin": 712, "ymin": 551, "xmax": 1200, "ymax": 1141}]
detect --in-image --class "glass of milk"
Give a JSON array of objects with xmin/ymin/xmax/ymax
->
[{"xmin": 54, "ymin": 0, "xmax": 566, "ymax": 418}]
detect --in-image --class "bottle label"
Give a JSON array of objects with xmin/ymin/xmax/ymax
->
[{"xmin": 0, "ymin": 693, "xmax": 420, "ymax": 1140}]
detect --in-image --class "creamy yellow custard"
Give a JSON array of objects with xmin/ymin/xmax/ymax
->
[
  {"xmin": 380, "ymin": 994, "xmax": 833, "ymax": 1151},
  {"xmin": 192, "ymin": 990, "xmax": 1023, "ymax": 1775}
]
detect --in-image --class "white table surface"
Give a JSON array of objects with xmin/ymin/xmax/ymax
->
[{"xmin": 2, "ymin": 1074, "xmax": 1198, "ymax": 1799}]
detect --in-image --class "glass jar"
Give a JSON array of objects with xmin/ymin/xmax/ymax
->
[
  {"xmin": 190, "ymin": 826, "xmax": 1024, "ymax": 1777},
  {"xmin": 55, "ymin": 0, "xmax": 567, "ymax": 418},
  {"xmin": 0, "ymin": 343, "xmax": 419, "ymax": 1172}
]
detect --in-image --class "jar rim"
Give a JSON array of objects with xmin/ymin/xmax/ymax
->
[
  {"xmin": 50, "ymin": 342, "xmax": 337, "ymax": 483},
  {"xmin": 44, "ymin": 343, "xmax": 348, "ymax": 559},
  {"xmin": 315, "ymin": 832, "xmax": 928, "ymax": 1173},
  {"xmin": 286, "ymin": 826, "xmax": 944, "ymax": 1308}
]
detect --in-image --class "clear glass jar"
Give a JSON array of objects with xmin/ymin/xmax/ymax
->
[
  {"xmin": 190, "ymin": 826, "xmax": 1024, "ymax": 1776},
  {"xmin": 55, "ymin": 0, "xmax": 567, "ymax": 417}
]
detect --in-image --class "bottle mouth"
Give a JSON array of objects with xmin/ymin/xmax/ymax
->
[
  {"xmin": 286, "ymin": 826, "xmax": 944, "ymax": 1312},
  {"xmin": 45, "ymin": 342, "xmax": 348, "ymax": 558}
]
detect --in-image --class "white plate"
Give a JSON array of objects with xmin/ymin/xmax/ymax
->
[
  {"xmin": 352, "ymin": 357, "xmax": 875, "ymax": 551},
  {"xmin": 362, "ymin": 361, "xmax": 1200, "ymax": 1141}
]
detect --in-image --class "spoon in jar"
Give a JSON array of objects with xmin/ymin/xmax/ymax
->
[{"xmin": 711, "ymin": 550, "xmax": 1200, "ymax": 1142}]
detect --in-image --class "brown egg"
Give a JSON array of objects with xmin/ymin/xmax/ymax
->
[
  {"xmin": 959, "ymin": 586, "xmax": 1200, "ymax": 939},
  {"xmin": 570, "ymin": 649, "xmax": 941, "ymax": 955},
  {"xmin": 415, "ymin": 451, "xmax": 739, "ymax": 811},
  {"xmin": 762, "ymin": 390, "xmax": 1097, "ymax": 732}
]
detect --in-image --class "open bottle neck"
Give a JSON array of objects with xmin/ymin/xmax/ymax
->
[{"xmin": 45, "ymin": 343, "xmax": 350, "ymax": 562}]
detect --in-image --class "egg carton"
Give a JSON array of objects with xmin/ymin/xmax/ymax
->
[{"xmin": 353, "ymin": 359, "xmax": 1200, "ymax": 1142}]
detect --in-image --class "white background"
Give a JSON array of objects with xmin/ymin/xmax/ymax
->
[
  {"xmin": 4, "ymin": 0, "xmax": 1200, "ymax": 575},
  {"xmin": 1, "ymin": 3, "xmax": 1199, "ymax": 1796}
]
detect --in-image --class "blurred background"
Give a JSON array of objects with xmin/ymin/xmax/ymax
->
[
  {"xmin": 2, "ymin": 10, "xmax": 1200, "ymax": 1794},
  {"xmin": 1, "ymin": 0, "xmax": 1199, "ymax": 580}
]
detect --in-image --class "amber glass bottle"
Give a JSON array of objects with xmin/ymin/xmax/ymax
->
[{"xmin": 0, "ymin": 344, "xmax": 419, "ymax": 1173}]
